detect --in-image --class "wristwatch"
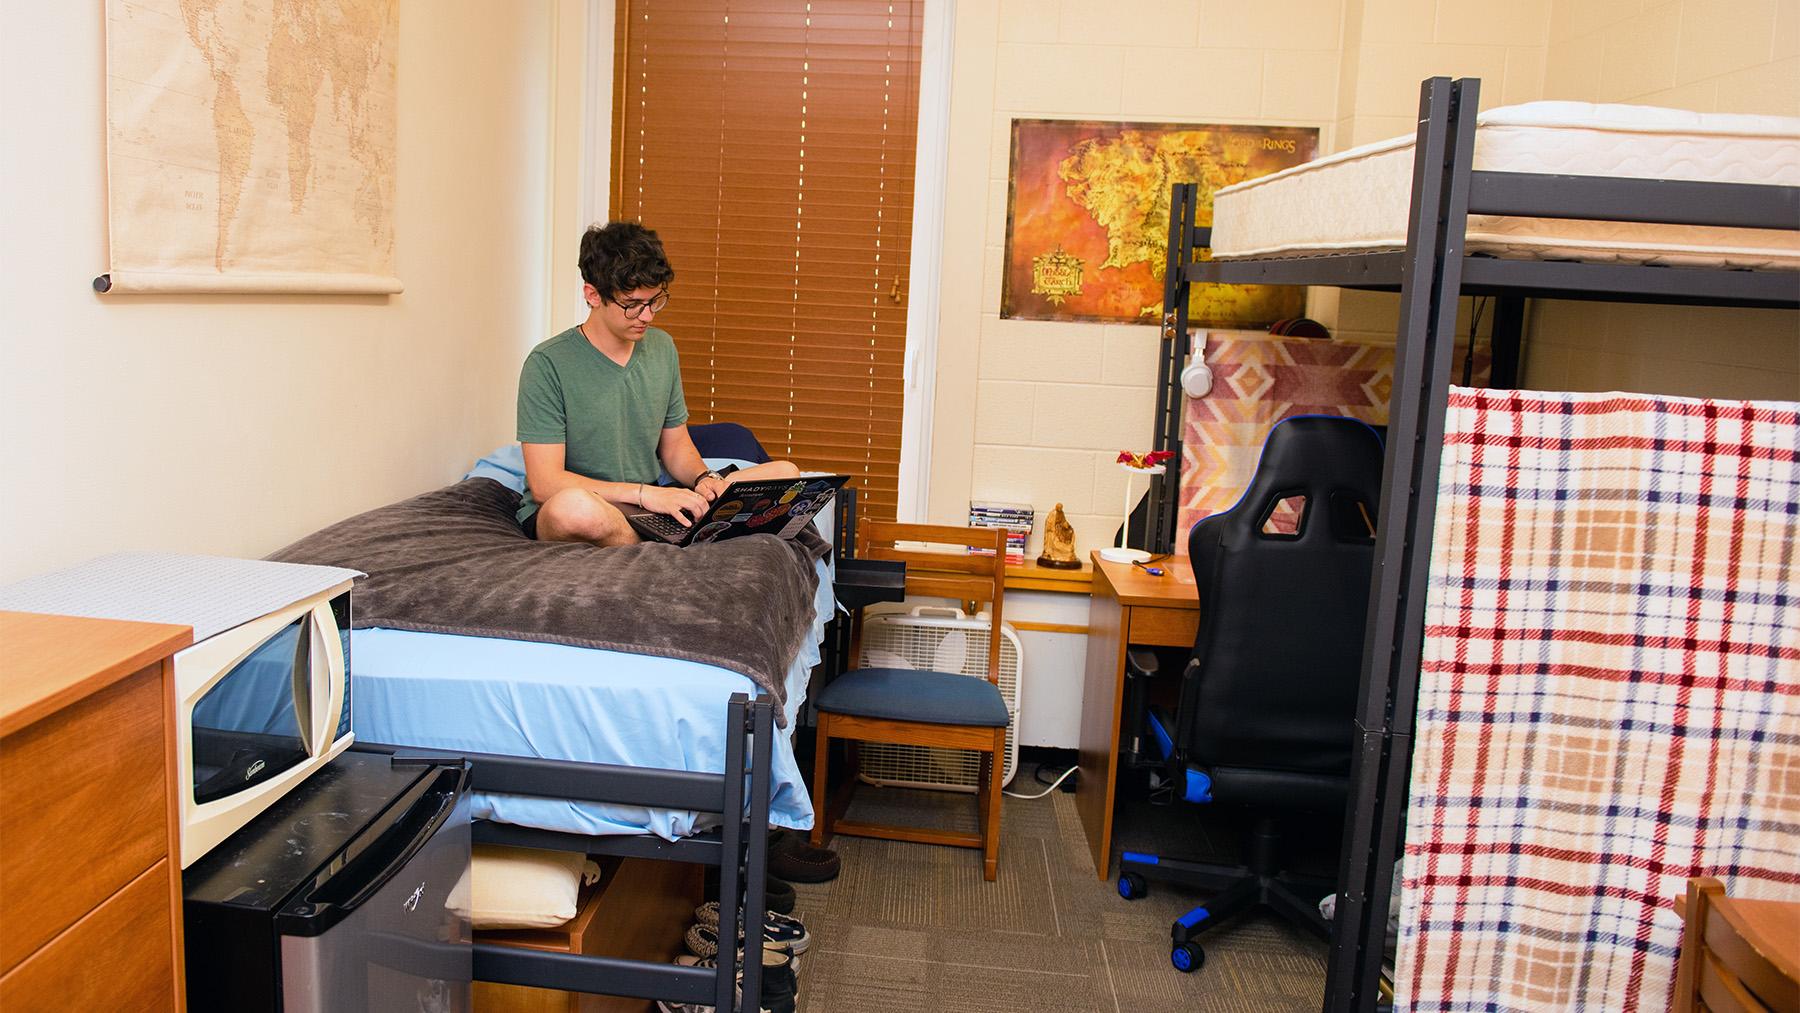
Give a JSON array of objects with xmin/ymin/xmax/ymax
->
[{"xmin": 697, "ymin": 469, "xmax": 726, "ymax": 487}]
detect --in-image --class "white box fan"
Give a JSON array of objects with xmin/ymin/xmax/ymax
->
[{"xmin": 856, "ymin": 605, "xmax": 1024, "ymax": 791}]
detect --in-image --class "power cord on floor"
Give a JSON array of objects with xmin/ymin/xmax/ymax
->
[
  {"xmin": 1003, "ymin": 764, "xmax": 1078, "ymax": 799},
  {"xmin": 1032, "ymin": 761, "xmax": 1067, "ymax": 787}
]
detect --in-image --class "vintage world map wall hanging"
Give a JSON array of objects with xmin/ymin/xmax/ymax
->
[{"xmin": 1001, "ymin": 119, "xmax": 1318, "ymax": 326}]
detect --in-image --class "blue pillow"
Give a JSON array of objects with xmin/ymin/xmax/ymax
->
[{"xmin": 464, "ymin": 445, "xmax": 527, "ymax": 493}]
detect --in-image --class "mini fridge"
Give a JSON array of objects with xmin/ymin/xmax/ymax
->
[{"xmin": 183, "ymin": 751, "xmax": 472, "ymax": 1012}]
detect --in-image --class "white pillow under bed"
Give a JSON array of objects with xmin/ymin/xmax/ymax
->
[{"xmin": 471, "ymin": 844, "xmax": 601, "ymax": 930}]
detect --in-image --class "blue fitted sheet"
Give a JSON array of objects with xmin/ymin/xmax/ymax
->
[
  {"xmin": 348, "ymin": 450, "xmax": 829, "ymax": 840},
  {"xmin": 350, "ymin": 617, "xmax": 821, "ymax": 840}
]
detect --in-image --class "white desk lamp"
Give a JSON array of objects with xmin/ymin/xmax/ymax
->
[{"xmin": 1099, "ymin": 459, "xmax": 1166, "ymax": 564}]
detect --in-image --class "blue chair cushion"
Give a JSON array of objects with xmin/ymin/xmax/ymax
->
[{"xmin": 815, "ymin": 668, "xmax": 1009, "ymax": 727}]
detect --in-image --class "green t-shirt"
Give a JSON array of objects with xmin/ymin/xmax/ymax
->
[{"xmin": 515, "ymin": 325, "xmax": 688, "ymax": 521}]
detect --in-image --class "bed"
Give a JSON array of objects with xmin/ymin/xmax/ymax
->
[
  {"xmin": 1153, "ymin": 78, "xmax": 1800, "ymax": 1011},
  {"xmin": 267, "ymin": 450, "xmax": 837, "ymax": 1011},
  {"xmin": 343, "ymin": 451, "xmax": 831, "ymax": 840},
  {"xmin": 1211, "ymin": 101, "xmax": 1799, "ymax": 268}
]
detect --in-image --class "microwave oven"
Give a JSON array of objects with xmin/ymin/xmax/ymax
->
[
  {"xmin": 176, "ymin": 578, "xmax": 356, "ymax": 867},
  {"xmin": 0, "ymin": 552, "xmax": 363, "ymax": 869}
]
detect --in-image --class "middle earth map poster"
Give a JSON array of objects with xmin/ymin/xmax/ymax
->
[{"xmin": 1001, "ymin": 119, "xmax": 1319, "ymax": 326}]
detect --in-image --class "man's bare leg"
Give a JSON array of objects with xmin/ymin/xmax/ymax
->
[{"xmin": 534, "ymin": 488, "xmax": 642, "ymax": 547}]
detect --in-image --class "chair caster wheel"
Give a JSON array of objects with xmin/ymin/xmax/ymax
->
[
  {"xmin": 1171, "ymin": 940, "xmax": 1204, "ymax": 973},
  {"xmin": 1117, "ymin": 872, "xmax": 1148, "ymax": 900}
]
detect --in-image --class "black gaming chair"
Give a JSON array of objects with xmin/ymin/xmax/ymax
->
[{"xmin": 1116, "ymin": 414, "xmax": 1383, "ymax": 974}]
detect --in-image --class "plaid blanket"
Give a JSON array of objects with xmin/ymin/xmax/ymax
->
[{"xmin": 1397, "ymin": 388, "xmax": 1800, "ymax": 1012}]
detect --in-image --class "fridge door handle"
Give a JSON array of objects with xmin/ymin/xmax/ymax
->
[{"xmin": 275, "ymin": 763, "xmax": 468, "ymax": 937}]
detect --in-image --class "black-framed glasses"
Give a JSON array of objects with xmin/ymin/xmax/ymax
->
[{"xmin": 610, "ymin": 290, "xmax": 669, "ymax": 319}]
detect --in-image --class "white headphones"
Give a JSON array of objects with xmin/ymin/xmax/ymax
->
[{"xmin": 1180, "ymin": 330, "xmax": 1213, "ymax": 398}]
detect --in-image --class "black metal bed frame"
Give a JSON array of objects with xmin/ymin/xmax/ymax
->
[
  {"xmin": 358, "ymin": 692, "xmax": 775, "ymax": 1013},
  {"xmin": 1152, "ymin": 75, "xmax": 1800, "ymax": 1011}
]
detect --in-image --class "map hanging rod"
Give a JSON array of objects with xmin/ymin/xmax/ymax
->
[{"xmin": 87, "ymin": 271, "xmax": 404, "ymax": 295}]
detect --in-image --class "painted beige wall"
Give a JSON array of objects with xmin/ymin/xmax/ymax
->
[
  {"xmin": 1323, "ymin": 0, "xmax": 1554, "ymax": 371},
  {"xmin": 1524, "ymin": 0, "xmax": 1800, "ymax": 399},
  {"xmin": 1338, "ymin": 0, "xmax": 1551, "ymax": 147},
  {"xmin": 0, "ymin": 1, "xmax": 560, "ymax": 583},
  {"xmin": 933, "ymin": 0, "xmax": 1352, "ymax": 555},
  {"xmin": 929, "ymin": 0, "xmax": 1796, "ymax": 553}
]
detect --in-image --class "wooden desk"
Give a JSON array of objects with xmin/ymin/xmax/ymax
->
[{"xmin": 1076, "ymin": 553, "xmax": 1199, "ymax": 879}]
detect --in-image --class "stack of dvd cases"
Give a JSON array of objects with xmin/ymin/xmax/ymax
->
[{"xmin": 967, "ymin": 501, "xmax": 1033, "ymax": 565}]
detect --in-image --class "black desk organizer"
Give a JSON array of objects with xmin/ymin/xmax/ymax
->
[{"xmin": 823, "ymin": 486, "xmax": 908, "ymax": 681}]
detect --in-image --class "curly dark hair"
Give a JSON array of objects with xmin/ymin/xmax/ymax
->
[{"xmin": 579, "ymin": 221, "xmax": 674, "ymax": 302}]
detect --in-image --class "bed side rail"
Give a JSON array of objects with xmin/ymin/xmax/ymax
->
[{"xmin": 1467, "ymin": 172, "xmax": 1799, "ymax": 229}]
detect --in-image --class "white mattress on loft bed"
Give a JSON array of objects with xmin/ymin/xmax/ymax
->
[{"xmin": 1210, "ymin": 101, "xmax": 1800, "ymax": 269}]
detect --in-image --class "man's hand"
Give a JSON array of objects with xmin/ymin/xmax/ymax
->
[
  {"xmin": 641, "ymin": 484, "xmax": 709, "ymax": 526},
  {"xmin": 694, "ymin": 474, "xmax": 729, "ymax": 502}
]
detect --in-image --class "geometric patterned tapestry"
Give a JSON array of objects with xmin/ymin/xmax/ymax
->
[
  {"xmin": 1177, "ymin": 331, "xmax": 1394, "ymax": 549},
  {"xmin": 1177, "ymin": 330, "xmax": 1489, "ymax": 549}
]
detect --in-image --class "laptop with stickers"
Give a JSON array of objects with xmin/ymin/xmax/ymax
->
[{"xmin": 626, "ymin": 475, "xmax": 849, "ymax": 547}]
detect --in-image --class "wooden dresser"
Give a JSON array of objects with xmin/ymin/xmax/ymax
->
[{"xmin": 0, "ymin": 610, "xmax": 192, "ymax": 1011}]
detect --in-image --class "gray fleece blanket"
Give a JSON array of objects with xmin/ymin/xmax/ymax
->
[{"xmin": 269, "ymin": 478, "xmax": 825, "ymax": 724}]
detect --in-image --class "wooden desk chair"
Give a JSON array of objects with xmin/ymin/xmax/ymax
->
[
  {"xmin": 1674, "ymin": 877, "xmax": 1800, "ymax": 1012},
  {"xmin": 810, "ymin": 522, "xmax": 1009, "ymax": 881}
]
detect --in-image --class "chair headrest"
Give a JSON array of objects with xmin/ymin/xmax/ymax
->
[{"xmin": 1194, "ymin": 415, "xmax": 1384, "ymax": 548}]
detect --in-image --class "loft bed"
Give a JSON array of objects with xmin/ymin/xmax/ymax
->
[{"xmin": 1149, "ymin": 76, "xmax": 1800, "ymax": 1011}]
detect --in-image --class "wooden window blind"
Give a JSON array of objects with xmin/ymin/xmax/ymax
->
[{"xmin": 611, "ymin": 0, "xmax": 921, "ymax": 522}]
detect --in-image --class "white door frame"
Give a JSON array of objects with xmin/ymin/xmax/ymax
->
[{"xmin": 895, "ymin": 0, "xmax": 953, "ymax": 523}]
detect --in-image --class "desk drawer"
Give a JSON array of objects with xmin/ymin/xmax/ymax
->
[
  {"xmin": 0, "ymin": 858, "xmax": 176, "ymax": 1011},
  {"xmin": 1128, "ymin": 606, "xmax": 1199, "ymax": 647},
  {"xmin": 0, "ymin": 666, "xmax": 166, "ymax": 971}
]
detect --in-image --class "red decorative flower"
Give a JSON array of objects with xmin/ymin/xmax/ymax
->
[{"xmin": 1116, "ymin": 450, "xmax": 1174, "ymax": 469}]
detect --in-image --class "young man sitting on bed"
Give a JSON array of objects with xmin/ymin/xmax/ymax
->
[{"xmin": 516, "ymin": 221, "xmax": 799, "ymax": 546}]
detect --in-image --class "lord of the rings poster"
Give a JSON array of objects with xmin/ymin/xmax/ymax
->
[{"xmin": 1001, "ymin": 119, "xmax": 1318, "ymax": 325}]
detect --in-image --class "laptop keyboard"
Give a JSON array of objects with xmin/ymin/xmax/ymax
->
[{"xmin": 635, "ymin": 513, "xmax": 690, "ymax": 540}]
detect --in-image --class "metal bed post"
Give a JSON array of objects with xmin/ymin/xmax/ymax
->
[
  {"xmin": 1324, "ymin": 75, "xmax": 1480, "ymax": 1012},
  {"xmin": 714, "ymin": 695, "xmax": 749, "ymax": 1010},
  {"xmin": 740, "ymin": 690, "xmax": 774, "ymax": 1010},
  {"xmin": 1487, "ymin": 295, "xmax": 1526, "ymax": 389},
  {"xmin": 1150, "ymin": 182, "xmax": 1199, "ymax": 554}
]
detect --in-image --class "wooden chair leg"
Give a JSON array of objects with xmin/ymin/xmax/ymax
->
[
  {"xmin": 811, "ymin": 715, "xmax": 832, "ymax": 847},
  {"xmin": 983, "ymin": 729, "xmax": 1004, "ymax": 882}
]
